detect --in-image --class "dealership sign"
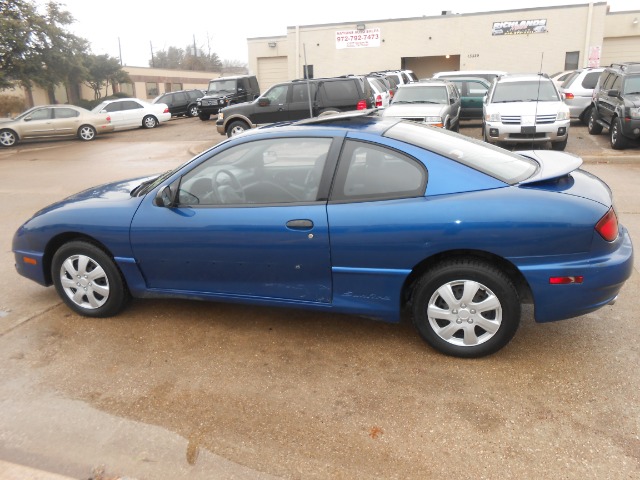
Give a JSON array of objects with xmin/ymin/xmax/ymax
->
[
  {"xmin": 492, "ymin": 19, "xmax": 548, "ymax": 36},
  {"xmin": 336, "ymin": 28, "xmax": 381, "ymax": 49}
]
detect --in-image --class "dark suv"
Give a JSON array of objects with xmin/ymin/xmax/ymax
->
[
  {"xmin": 197, "ymin": 75, "xmax": 260, "ymax": 121},
  {"xmin": 588, "ymin": 62, "xmax": 640, "ymax": 149},
  {"xmin": 153, "ymin": 89, "xmax": 204, "ymax": 118},
  {"xmin": 216, "ymin": 76, "xmax": 374, "ymax": 137}
]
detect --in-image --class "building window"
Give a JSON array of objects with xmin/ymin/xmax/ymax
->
[
  {"xmin": 119, "ymin": 82, "xmax": 135, "ymax": 96},
  {"xmin": 172, "ymin": 83, "xmax": 183, "ymax": 91},
  {"xmin": 565, "ymin": 51, "xmax": 579, "ymax": 70},
  {"xmin": 303, "ymin": 65, "xmax": 314, "ymax": 79},
  {"xmin": 146, "ymin": 82, "xmax": 159, "ymax": 98}
]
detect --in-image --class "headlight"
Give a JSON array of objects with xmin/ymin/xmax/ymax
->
[
  {"xmin": 630, "ymin": 107, "xmax": 640, "ymax": 119},
  {"xmin": 557, "ymin": 111, "xmax": 570, "ymax": 121},
  {"xmin": 425, "ymin": 116, "xmax": 442, "ymax": 123},
  {"xmin": 485, "ymin": 112, "xmax": 501, "ymax": 122},
  {"xmin": 218, "ymin": 112, "xmax": 224, "ymax": 120}
]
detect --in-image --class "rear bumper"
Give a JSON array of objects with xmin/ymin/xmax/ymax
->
[{"xmin": 519, "ymin": 227, "xmax": 634, "ymax": 323}]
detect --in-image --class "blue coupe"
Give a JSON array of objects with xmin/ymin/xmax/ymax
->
[{"xmin": 12, "ymin": 113, "xmax": 633, "ymax": 357}]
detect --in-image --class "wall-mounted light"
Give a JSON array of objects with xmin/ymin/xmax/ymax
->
[
  {"xmin": 268, "ymin": 42, "xmax": 277, "ymax": 48},
  {"xmin": 356, "ymin": 24, "xmax": 366, "ymax": 31},
  {"xmin": 633, "ymin": 17, "xmax": 639, "ymax": 25},
  {"xmin": 446, "ymin": 54, "xmax": 450, "ymax": 59}
]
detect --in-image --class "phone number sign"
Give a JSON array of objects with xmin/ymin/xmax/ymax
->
[{"xmin": 336, "ymin": 28, "xmax": 381, "ymax": 49}]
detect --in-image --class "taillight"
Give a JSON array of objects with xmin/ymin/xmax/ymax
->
[
  {"xmin": 389, "ymin": 90, "xmax": 394, "ymax": 98},
  {"xmin": 564, "ymin": 92, "xmax": 575, "ymax": 100},
  {"xmin": 356, "ymin": 100, "xmax": 367, "ymax": 110},
  {"xmin": 595, "ymin": 208, "xmax": 619, "ymax": 242},
  {"xmin": 375, "ymin": 94, "xmax": 382, "ymax": 108},
  {"xmin": 106, "ymin": 115, "xmax": 111, "ymax": 123},
  {"xmin": 164, "ymin": 108, "xmax": 170, "ymax": 114}
]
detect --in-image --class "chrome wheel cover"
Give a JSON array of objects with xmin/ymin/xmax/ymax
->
[
  {"xmin": 59, "ymin": 254, "xmax": 110, "ymax": 309},
  {"xmin": 79, "ymin": 126, "xmax": 95, "ymax": 140},
  {"xmin": 0, "ymin": 130, "xmax": 16, "ymax": 146},
  {"xmin": 230, "ymin": 125, "xmax": 245, "ymax": 136},
  {"xmin": 427, "ymin": 280, "xmax": 502, "ymax": 347},
  {"xmin": 144, "ymin": 116, "xmax": 157, "ymax": 128}
]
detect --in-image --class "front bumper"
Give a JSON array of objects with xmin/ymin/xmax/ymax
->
[
  {"xmin": 485, "ymin": 119, "xmax": 570, "ymax": 144},
  {"xmin": 621, "ymin": 116, "xmax": 640, "ymax": 139}
]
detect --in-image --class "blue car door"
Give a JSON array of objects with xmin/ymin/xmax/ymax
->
[{"xmin": 129, "ymin": 136, "xmax": 334, "ymax": 303}]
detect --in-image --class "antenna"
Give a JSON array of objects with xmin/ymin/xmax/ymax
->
[{"xmin": 532, "ymin": 52, "xmax": 544, "ymax": 150}]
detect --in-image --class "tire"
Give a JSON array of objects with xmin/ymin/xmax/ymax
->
[
  {"xmin": 411, "ymin": 258, "xmax": 521, "ymax": 358},
  {"xmin": 143, "ymin": 115, "xmax": 158, "ymax": 129},
  {"xmin": 579, "ymin": 106, "xmax": 592, "ymax": 126},
  {"xmin": 78, "ymin": 125, "xmax": 97, "ymax": 141},
  {"xmin": 610, "ymin": 116, "xmax": 628, "ymax": 150},
  {"xmin": 0, "ymin": 129, "xmax": 18, "ymax": 147},
  {"xmin": 587, "ymin": 107, "xmax": 603, "ymax": 135},
  {"xmin": 199, "ymin": 113, "xmax": 211, "ymax": 121},
  {"xmin": 226, "ymin": 120, "xmax": 248, "ymax": 137},
  {"xmin": 551, "ymin": 138, "xmax": 568, "ymax": 151},
  {"xmin": 52, "ymin": 241, "xmax": 129, "ymax": 318},
  {"xmin": 187, "ymin": 105, "xmax": 199, "ymax": 117}
]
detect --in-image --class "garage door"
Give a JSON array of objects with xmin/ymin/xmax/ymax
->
[
  {"xmin": 257, "ymin": 57, "xmax": 288, "ymax": 91},
  {"xmin": 601, "ymin": 37, "xmax": 640, "ymax": 65}
]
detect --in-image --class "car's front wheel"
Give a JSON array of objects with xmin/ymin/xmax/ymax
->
[
  {"xmin": 610, "ymin": 116, "xmax": 628, "ymax": 150},
  {"xmin": 226, "ymin": 120, "xmax": 249, "ymax": 137},
  {"xmin": 187, "ymin": 105, "xmax": 199, "ymax": 117},
  {"xmin": 412, "ymin": 258, "xmax": 521, "ymax": 358},
  {"xmin": 143, "ymin": 115, "xmax": 158, "ymax": 129},
  {"xmin": 0, "ymin": 129, "xmax": 18, "ymax": 147},
  {"xmin": 78, "ymin": 125, "xmax": 97, "ymax": 141},
  {"xmin": 199, "ymin": 113, "xmax": 211, "ymax": 121},
  {"xmin": 551, "ymin": 138, "xmax": 568, "ymax": 151},
  {"xmin": 52, "ymin": 241, "xmax": 129, "ymax": 317}
]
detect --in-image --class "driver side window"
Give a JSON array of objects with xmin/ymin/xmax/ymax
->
[{"xmin": 177, "ymin": 137, "xmax": 333, "ymax": 206}]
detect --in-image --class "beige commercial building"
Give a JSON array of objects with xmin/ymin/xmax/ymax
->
[{"xmin": 247, "ymin": 2, "xmax": 640, "ymax": 90}]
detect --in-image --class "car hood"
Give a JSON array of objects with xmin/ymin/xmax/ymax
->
[
  {"xmin": 486, "ymin": 101, "xmax": 567, "ymax": 115},
  {"xmin": 383, "ymin": 103, "xmax": 449, "ymax": 117},
  {"xmin": 32, "ymin": 176, "xmax": 150, "ymax": 218},
  {"xmin": 624, "ymin": 93, "xmax": 640, "ymax": 106}
]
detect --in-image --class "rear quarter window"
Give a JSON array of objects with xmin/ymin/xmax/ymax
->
[{"xmin": 322, "ymin": 80, "xmax": 359, "ymax": 102}]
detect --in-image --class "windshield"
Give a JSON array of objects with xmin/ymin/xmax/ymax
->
[
  {"xmin": 384, "ymin": 121, "xmax": 537, "ymax": 184},
  {"xmin": 492, "ymin": 80, "xmax": 560, "ymax": 103},
  {"xmin": 207, "ymin": 79, "xmax": 237, "ymax": 95},
  {"xmin": 393, "ymin": 86, "xmax": 448, "ymax": 104},
  {"xmin": 623, "ymin": 76, "xmax": 640, "ymax": 95}
]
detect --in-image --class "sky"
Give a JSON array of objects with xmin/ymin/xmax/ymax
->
[{"xmin": 46, "ymin": 0, "xmax": 639, "ymax": 67}]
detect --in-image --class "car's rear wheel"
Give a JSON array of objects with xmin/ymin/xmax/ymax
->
[
  {"xmin": 610, "ymin": 116, "xmax": 628, "ymax": 150},
  {"xmin": 52, "ymin": 241, "xmax": 129, "ymax": 318},
  {"xmin": 199, "ymin": 113, "xmax": 211, "ymax": 121},
  {"xmin": 412, "ymin": 258, "xmax": 520, "ymax": 358},
  {"xmin": 227, "ymin": 120, "xmax": 248, "ymax": 137},
  {"xmin": 187, "ymin": 105, "xmax": 199, "ymax": 117},
  {"xmin": 78, "ymin": 125, "xmax": 97, "ymax": 141},
  {"xmin": 0, "ymin": 129, "xmax": 18, "ymax": 147},
  {"xmin": 587, "ymin": 107, "xmax": 603, "ymax": 135},
  {"xmin": 143, "ymin": 115, "xmax": 158, "ymax": 129}
]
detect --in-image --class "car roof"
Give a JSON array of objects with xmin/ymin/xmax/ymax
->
[{"xmin": 401, "ymin": 80, "xmax": 450, "ymax": 87}]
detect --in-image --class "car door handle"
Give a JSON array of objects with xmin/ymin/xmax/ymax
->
[{"xmin": 286, "ymin": 219, "xmax": 314, "ymax": 230}]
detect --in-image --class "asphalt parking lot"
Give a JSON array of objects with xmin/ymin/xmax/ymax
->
[{"xmin": 0, "ymin": 116, "xmax": 639, "ymax": 480}]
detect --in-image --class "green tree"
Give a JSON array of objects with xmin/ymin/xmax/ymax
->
[
  {"xmin": 151, "ymin": 44, "xmax": 223, "ymax": 72},
  {"xmin": 0, "ymin": 0, "xmax": 88, "ymax": 98},
  {"xmin": 83, "ymin": 54, "xmax": 130, "ymax": 99}
]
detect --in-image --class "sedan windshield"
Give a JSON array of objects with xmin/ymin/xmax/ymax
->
[
  {"xmin": 492, "ymin": 80, "xmax": 560, "ymax": 103},
  {"xmin": 384, "ymin": 121, "xmax": 538, "ymax": 184}
]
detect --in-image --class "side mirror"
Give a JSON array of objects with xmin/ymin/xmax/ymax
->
[
  {"xmin": 153, "ymin": 186, "xmax": 174, "ymax": 207},
  {"xmin": 258, "ymin": 98, "xmax": 271, "ymax": 107}
]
